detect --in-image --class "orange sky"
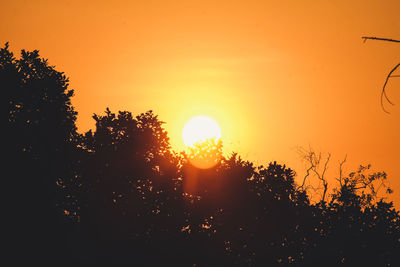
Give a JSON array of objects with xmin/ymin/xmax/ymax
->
[{"xmin": 2, "ymin": 0, "xmax": 399, "ymax": 204}]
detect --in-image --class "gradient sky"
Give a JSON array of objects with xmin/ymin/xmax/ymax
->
[{"xmin": 2, "ymin": 0, "xmax": 399, "ymax": 204}]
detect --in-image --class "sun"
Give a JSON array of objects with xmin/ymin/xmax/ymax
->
[{"xmin": 182, "ymin": 116, "xmax": 221, "ymax": 147}]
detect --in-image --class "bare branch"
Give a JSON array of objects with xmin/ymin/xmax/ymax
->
[
  {"xmin": 362, "ymin": 36, "xmax": 400, "ymax": 43},
  {"xmin": 381, "ymin": 63, "xmax": 400, "ymax": 114},
  {"xmin": 299, "ymin": 164, "xmax": 313, "ymax": 189},
  {"xmin": 319, "ymin": 153, "xmax": 330, "ymax": 202},
  {"xmin": 297, "ymin": 147, "xmax": 330, "ymax": 202},
  {"xmin": 361, "ymin": 35, "xmax": 400, "ymax": 113},
  {"xmin": 337, "ymin": 155, "xmax": 347, "ymax": 187},
  {"xmin": 320, "ymin": 153, "xmax": 331, "ymax": 180}
]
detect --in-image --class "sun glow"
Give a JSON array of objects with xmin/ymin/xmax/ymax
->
[{"xmin": 182, "ymin": 116, "xmax": 222, "ymax": 147}]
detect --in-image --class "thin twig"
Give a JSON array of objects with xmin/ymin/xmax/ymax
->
[
  {"xmin": 337, "ymin": 155, "xmax": 347, "ymax": 187},
  {"xmin": 320, "ymin": 154, "xmax": 330, "ymax": 202}
]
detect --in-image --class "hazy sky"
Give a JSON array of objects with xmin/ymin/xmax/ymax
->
[{"xmin": 2, "ymin": 0, "xmax": 399, "ymax": 204}]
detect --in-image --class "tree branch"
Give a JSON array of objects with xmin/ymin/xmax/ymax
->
[
  {"xmin": 337, "ymin": 155, "xmax": 347, "ymax": 187},
  {"xmin": 362, "ymin": 36, "xmax": 400, "ymax": 43},
  {"xmin": 361, "ymin": 36, "xmax": 400, "ymax": 113},
  {"xmin": 297, "ymin": 147, "xmax": 331, "ymax": 202},
  {"xmin": 381, "ymin": 63, "xmax": 399, "ymax": 114}
]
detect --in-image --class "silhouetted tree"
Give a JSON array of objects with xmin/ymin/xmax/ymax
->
[
  {"xmin": 299, "ymin": 160, "xmax": 399, "ymax": 267},
  {"xmin": 74, "ymin": 108, "xmax": 192, "ymax": 265},
  {"xmin": 5, "ymin": 43, "xmax": 400, "ymax": 267},
  {"xmin": 3, "ymin": 43, "xmax": 79, "ymax": 265}
]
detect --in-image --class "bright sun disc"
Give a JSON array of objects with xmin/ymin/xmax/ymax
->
[{"xmin": 182, "ymin": 116, "xmax": 221, "ymax": 146}]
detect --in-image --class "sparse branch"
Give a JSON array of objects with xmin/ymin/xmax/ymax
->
[
  {"xmin": 317, "ymin": 153, "xmax": 330, "ymax": 202},
  {"xmin": 381, "ymin": 63, "xmax": 399, "ymax": 113},
  {"xmin": 297, "ymin": 147, "xmax": 330, "ymax": 202},
  {"xmin": 362, "ymin": 36, "xmax": 400, "ymax": 43},
  {"xmin": 320, "ymin": 153, "xmax": 330, "ymax": 180},
  {"xmin": 337, "ymin": 155, "xmax": 347, "ymax": 187},
  {"xmin": 299, "ymin": 164, "xmax": 313, "ymax": 189},
  {"xmin": 362, "ymin": 36, "xmax": 400, "ymax": 113}
]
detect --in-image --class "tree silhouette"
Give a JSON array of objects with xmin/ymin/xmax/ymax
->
[
  {"xmin": 4, "ymin": 43, "xmax": 400, "ymax": 266},
  {"xmin": 3, "ymin": 42, "xmax": 79, "ymax": 265},
  {"xmin": 74, "ymin": 108, "xmax": 190, "ymax": 265}
]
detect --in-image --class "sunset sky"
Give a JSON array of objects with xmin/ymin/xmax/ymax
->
[{"xmin": 2, "ymin": 0, "xmax": 399, "ymax": 203}]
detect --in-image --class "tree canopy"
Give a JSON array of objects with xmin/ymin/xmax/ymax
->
[{"xmin": 4, "ymin": 43, "xmax": 400, "ymax": 267}]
